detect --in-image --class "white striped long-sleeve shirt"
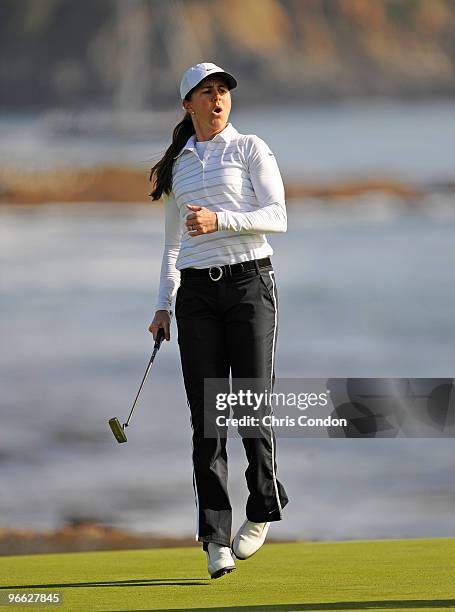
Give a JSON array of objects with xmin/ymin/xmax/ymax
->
[{"xmin": 154, "ymin": 122, "xmax": 287, "ymax": 312}]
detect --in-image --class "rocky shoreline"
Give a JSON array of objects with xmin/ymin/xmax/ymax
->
[
  {"xmin": 3, "ymin": 1, "xmax": 455, "ymax": 110},
  {"xmin": 0, "ymin": 522, "xmax": 198, "ymax": 556},
  {"xmin": 0, "ymin": 522, "xmax": 294, "ymax": 556},
  {"xmin": 0, "ymin": 165, "xmax": 426, "ymax": 205}
]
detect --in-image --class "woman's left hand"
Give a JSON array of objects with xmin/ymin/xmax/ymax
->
[{"xmin": 185, "ymin": 204, "xmax": 218, "ymax": 236}]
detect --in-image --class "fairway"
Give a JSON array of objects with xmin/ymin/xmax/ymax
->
[{"xmin": 0, "ymin": 538, "xmax": 454, "ymax": 611}]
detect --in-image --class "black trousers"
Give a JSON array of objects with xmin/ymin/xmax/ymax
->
[{"xmin": 175, "ymin": 258, "xmax": 289, "ymax": 547}]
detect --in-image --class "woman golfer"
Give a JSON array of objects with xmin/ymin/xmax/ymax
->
[{"xmin": 148, "ymin": 62, "xmax": 289, "ymax": 579}]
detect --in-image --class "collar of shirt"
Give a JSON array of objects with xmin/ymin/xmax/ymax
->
[{"xmin": 173, "ymin": 122, "xmax": 238, "ymax": 159}]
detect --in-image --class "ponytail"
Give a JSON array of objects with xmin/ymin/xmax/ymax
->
[{"xmin": 149, "ymin": 111, "xmax": 195, "ymax": 200}]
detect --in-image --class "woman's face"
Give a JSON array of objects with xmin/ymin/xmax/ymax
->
[{"xmin": 183, "ymin": 76, "xmax": 231, "ymax": 133}]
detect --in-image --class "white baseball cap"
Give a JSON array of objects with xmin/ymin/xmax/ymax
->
[{"xmin": 179, "ymin": 62, "xmax": 237, "ymax": 100}]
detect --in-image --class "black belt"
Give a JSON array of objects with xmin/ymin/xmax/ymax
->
[{"xmin": 181, "ymin": 257, "xmax": 272, "ymax": 282}]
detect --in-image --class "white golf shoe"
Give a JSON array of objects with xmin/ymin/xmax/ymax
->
[
  {"xmin": 231, "ymin": 520, "xmax": 271, "ymax": 560},
  {"xmin": 205, "ymin": 542, "xmax": 236, "ymax": 579}
]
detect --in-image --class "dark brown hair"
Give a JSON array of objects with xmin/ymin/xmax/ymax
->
[{"xmin": 149, "ymin": 108, "xmax": 195, "ymax": 201}]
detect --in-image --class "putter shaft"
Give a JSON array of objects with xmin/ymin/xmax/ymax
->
[
  {"xmin": 109, "ymin": 328, "xmax": 165, "ymax": 443},
  {"xmin": 124, "ymin": 328, "xmax": 166, "ymax": 427}
]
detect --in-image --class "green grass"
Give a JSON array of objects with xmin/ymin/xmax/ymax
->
[{"xmin": 0, "ymin": 538, "xmax": 454, "ymax": 611}]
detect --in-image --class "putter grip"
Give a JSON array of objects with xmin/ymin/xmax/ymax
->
[{"xmin": 154, "ymin": 327, "xmax": 165, "ymax": 350}]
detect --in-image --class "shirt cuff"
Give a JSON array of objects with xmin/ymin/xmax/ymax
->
[
  {"xmin": 154, "ymin": 304, "xmax": 173, "ymax": 315},
  {"xmin": 216, "ymin": 211, "xmax": 228, "ymax": 231}
]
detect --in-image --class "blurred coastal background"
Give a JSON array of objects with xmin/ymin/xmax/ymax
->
[{"xmin": 1, "ymin": 0, "xmax": 454, "ymax": 555}]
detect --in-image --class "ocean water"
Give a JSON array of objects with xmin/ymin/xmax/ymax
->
[
  {"xmin": 1, "ymin": 100, "xmax": 455, "ymax": 184},
  {"xmin": 1, "ymin": 197, "xmax": 454, "ymax": 541}
]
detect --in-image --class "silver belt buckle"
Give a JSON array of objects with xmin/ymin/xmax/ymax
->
[{"xmin": 209, "ymin": 266, "xmax": 223, "ymax": 281}]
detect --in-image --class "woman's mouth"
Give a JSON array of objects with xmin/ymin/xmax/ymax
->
[{"xmin": 212, "ymin": 106, "xmax": 222, "ymax": 115}]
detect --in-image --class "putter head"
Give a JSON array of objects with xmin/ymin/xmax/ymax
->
[{"xmin": 109, "ymin": 417, "xmax": 128, "ymax": 443}]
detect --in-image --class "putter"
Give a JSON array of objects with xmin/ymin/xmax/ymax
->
[{"xmin": 109, "ymin": 327, "xmax": 165, "ymax": 443}]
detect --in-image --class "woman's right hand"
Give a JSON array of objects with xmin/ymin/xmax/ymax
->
[{"xmin": 148, "ymin": 310, "xmax": 171, "ymax": 342}]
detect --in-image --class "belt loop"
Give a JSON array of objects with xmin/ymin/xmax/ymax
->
[{"xmin": 254, "ymin": 258, "xmax": 260, "ymax": 275}]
